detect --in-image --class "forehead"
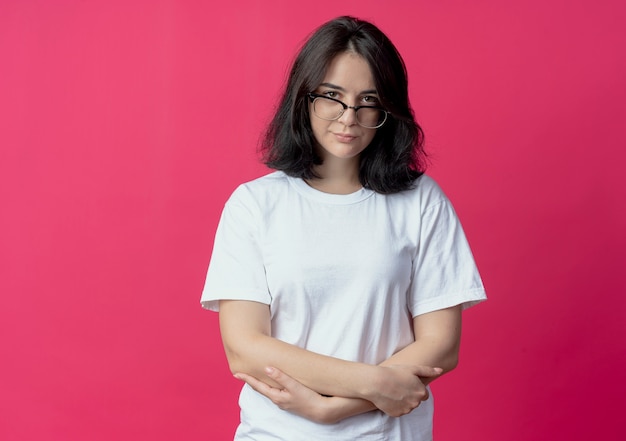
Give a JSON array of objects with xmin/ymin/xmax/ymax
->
[{"xmin": 321, "ymin": 52, "xmax": 376, "ymax": 92}]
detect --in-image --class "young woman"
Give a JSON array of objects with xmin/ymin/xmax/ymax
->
[{"xmin": 201, "ymin": 16, "xmax": 486, "ymax": 440}]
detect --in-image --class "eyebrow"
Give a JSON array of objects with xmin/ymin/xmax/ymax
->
[{"xmin": 319, "ymin": 82, "xmax": 378, "ymax": 95}]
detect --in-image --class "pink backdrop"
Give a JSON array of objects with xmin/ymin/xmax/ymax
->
[{"xmin": 1, "ymin": 0, "xmax": 625, "ymax": 439}]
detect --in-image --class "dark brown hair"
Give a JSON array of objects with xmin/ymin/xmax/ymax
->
[{"xmin": 261, "ymin": 16, "xmax": 426, "ymax": 194}]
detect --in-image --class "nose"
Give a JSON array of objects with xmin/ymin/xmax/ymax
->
[{"xmin": 337, "ymin": 106, "xmax": 358, "ymax": 126}]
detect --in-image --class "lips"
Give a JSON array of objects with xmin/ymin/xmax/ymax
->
[{"xmin": 333, "ymin": 133, "xmax": 357, "ymax": 142}]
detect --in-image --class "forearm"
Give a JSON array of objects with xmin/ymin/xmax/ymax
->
[
  {"xmin": 229, "ymin": 333, "xmax": 376, "ymax": 397},
  {"xmin": 320, "ymin": 332, "xmax": 459, "ymax": 423},
  {"xmin": 235, "ymin": 367, "xmax": 378, "ymax": 424},
  {"xmin": 382, "ymin": 340, "xmax": 457, "ymax": 386},
  {"xmin": 382, "ymin": 306, "xmax": 462, "ymax": 384},
  {"xmin": 221, "ymin": 300, "xmax": 449, "ymax": 416},
  {"xmin": 318, "ymin": 333, "xmax": 459, "ymax": 423},
  {"xmin": 319, "ymin": 397, "xmax": 377, "ymax": 424},
  {"xmin": 385, "ymin": 335, "xmax": 459, "ymax": 369},
  {"xmin": 221, "ymin": 300, "xmax": 375, "ymax": 399},
  {"xmin": 229, "ymin": 331, "xmax": 450, "ymax": 422}
]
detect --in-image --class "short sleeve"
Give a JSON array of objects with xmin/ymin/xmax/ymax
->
[
  {"xmin": 408, "ymin": 194, "xmax": 486, "ymax": 317},
  {"xmin": 200, "ymin": 186, "xmax": 271, "ymax": 311}
]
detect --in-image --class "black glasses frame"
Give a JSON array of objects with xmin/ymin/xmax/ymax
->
[{"xmin": 307, "ymin": 93, "xmax": 389, "ymax": 128}]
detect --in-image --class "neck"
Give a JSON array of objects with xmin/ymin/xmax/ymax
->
[{"xmin": 307, "ymin": 156, "xmax": 362, "ymax": 195}]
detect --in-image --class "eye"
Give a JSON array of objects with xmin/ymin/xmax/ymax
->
[
  {"xmin": 361, "ymin": 95, "xmax": 380, "ymax": 105},
  {"xmin": 321, "ymin": 90, "xmax": 338, "ymax": 98}
]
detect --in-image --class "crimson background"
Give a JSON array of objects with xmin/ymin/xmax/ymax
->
[{"xmin": 1, "ymin": 0, "xmax": 625, "ymax": 440}]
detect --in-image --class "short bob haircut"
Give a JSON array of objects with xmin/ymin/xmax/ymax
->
[{"xmin": 261, "ymin": 16, "xmax": 426, "ymax": 194}]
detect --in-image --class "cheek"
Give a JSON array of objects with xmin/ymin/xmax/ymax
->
[{"xmin": 309, "ymin": 115, "xmax": 327, "ymax": 140}]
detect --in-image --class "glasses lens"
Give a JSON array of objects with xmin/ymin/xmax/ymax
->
[
  {"xmin": 313, "ymin": 97, "xmax": 343, "ymax": 120},
  {"xmin": 312, "ymin": 96, "xmax": 387, "ymax": 128},
  {"xmin": 356, "ymin": 107, "xmax": 386, "ymax": 128}
]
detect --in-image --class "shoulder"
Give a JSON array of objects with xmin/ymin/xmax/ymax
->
[
  {"xmin": 388, "ymin": 174, "xmax": 450, "ymax": 211},
  {"xmin": 228, "ymin": 171, "xmax": 289, "ymax": 202},
  {"xmin": 411, "ymin": 174, "xmax": 444, "ymax": 196},
  {"xmin": 223, "ymin": 171, "xmax": 293, "ymax": 219}
]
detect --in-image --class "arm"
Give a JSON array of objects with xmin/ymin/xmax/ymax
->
[
  {"xmin": 383, "ymin": 304, "xmax": 462, "ymax": 384},
  {"xmin": 231, "ymin": 305, "xmax": 462, "ymax": 423},
  {"xmin": 337, "ymin": 305, "xmax": 461, "ymax": 418},
  {"xmin": 234, "ymin": 368, "xmax": 377, "ymax": 424},
  {"xmin": 323, "ymin": 305, "xmax": 462, "ymax": 419},
  {"xmin": 219, "ymin": 300, "xmax": 438, "ymax": 416}
]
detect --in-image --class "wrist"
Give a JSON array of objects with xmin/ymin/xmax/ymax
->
[
  {"xmin": 312, "ymin": 396, "xmax": 339, "ymax": 425},
  {"xmin": 360, "ymin": 365, "xmax": 384, "ymax": 401},
  {"xmin": 317, "ymin": 396, "xmax": 378, "ymax": 423}
]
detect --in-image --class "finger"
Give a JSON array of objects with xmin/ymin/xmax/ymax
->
[
  {"xmin": 264, "ymin": 366, "xmax": 300, "ymax": 390},
  {"xmin": 234, "ymin": 373, "xmax": 278, "ymax": 397},
  {"xmin": 411, "ymin": 366, "xmax": 443, "ymax": 377}
]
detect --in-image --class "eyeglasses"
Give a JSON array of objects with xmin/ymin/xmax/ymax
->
[{"xmin": 307, "ymin": 93, "xmax": 389, "ymax": 129}]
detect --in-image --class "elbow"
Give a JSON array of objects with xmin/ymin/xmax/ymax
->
[
  {"xmin": 445, "ymin": 354, "xmax": 459, "ymax": 373},
  {"xmin": 439, "ymin": 334, "xmax": 462, "ymax": 373},
  {"xmin": 223, "ymin": 334, "xmax": 269, "ymax": 375},
  {"xmin": 224, "ymin": 346, "xmax": 249, "ymax": 375},
  {"xmin": 442, "ymin": 349, "xmax": 460, "ymax": 373},
  {"xmin": 225, "ymin": 358, "xmax": 240, "ymax": 376}
]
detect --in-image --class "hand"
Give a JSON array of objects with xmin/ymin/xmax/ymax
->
[
  {"xmin": 234, "ymin": 367, "xmax": 334, "ymax": 424},
  {"xmin": 368, "ymin": 365, "xmax": 442, "ymax": 417}
]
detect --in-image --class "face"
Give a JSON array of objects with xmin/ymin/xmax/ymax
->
[{"xmin": 309, "ymin": 52, "xmax": 379, "ymax": 165}]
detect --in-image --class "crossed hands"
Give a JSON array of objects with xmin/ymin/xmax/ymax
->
[{"xmin": 234, "ymin": 364, "xmax": 442, "ymax": 424}]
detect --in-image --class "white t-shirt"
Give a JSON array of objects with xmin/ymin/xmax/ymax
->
[{"xmin": 201, "ymin": 171, "xmax": 486, "ymax": 441}]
